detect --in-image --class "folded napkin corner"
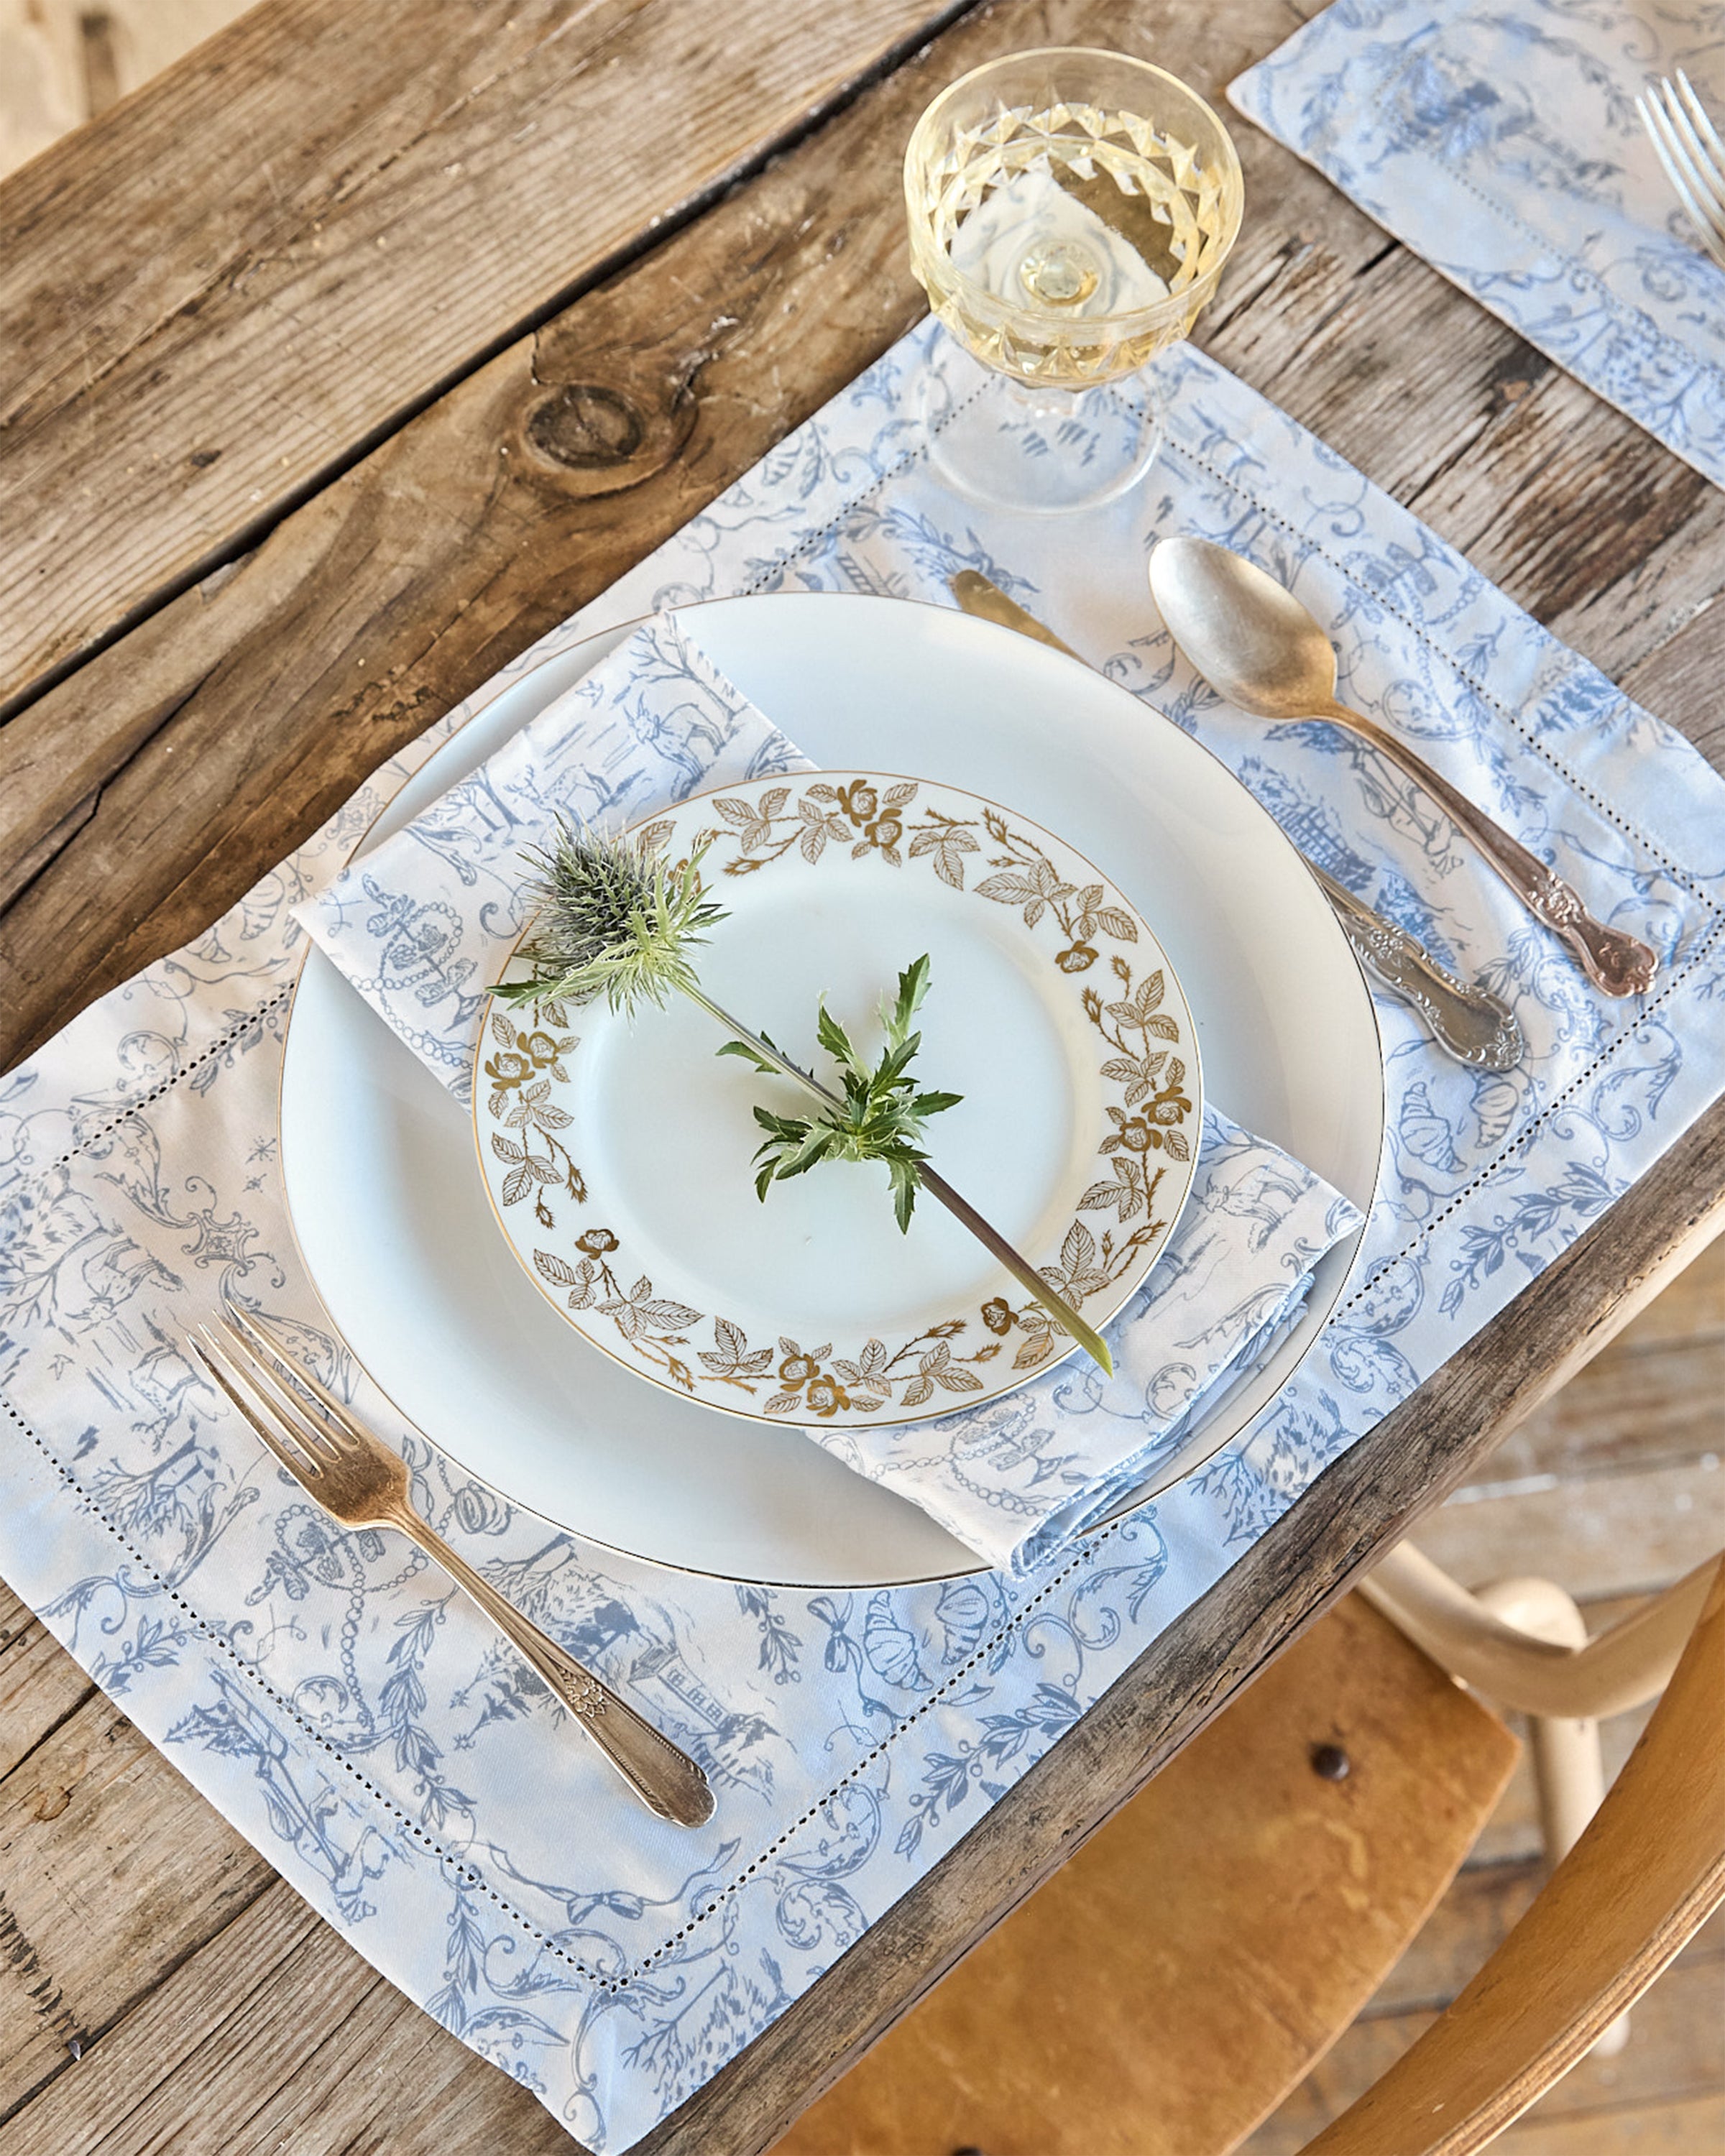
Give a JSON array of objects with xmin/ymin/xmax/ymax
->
[
  {"xmin": 292, "ymin": 612, "xmax": 811, "ymax": 1102},
  {"xmin": 806, "ymin": 1102, "xmax": 1365, "ymax": 1577}
]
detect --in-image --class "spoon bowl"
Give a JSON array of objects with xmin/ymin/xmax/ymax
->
[
  {"xmin": 1149, "ymin": 537, "xmax": 1345, "ymax": 722},
  {"xmin": 1146, "ymin": 536, "xmax": 1658, "ymax": 1001}
]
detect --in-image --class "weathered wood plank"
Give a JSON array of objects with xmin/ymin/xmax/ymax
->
[
  {"xmin": 7, "ymin": 0, "xmax": 1724, "ymax": 1071},
  {"xmin": 0, "ymin": 1874, "xmax": 562, "ymax": 2155},
  {"xmin": 0, "ymin": 1692, "xmax": 274, "ymax": 2120},
  {"xmin": 1362, "ymin": 1862, "xmax": 1721, "ymax": 2021},
  {"xmin": 0, "ymin": 1590, "xmax": 93, "ymax": 1785},
  {"xmin": 1399, "ymin": 362, "xmax": 1725, "ymax": 686},
  {"xmin": 0, "ymin": 0, "xmax": 972, "ymax": 713},
  {"xmin": 1458, "ymin": 1340, "xmax": 1725, "ymax": 1488},
  {"xmin": 1, "ymin": 0, "xmax": 1251, "ymax": 1063},
  {"xmin": 1496, "ymin": 2097, "xmax": 1725, "ymax": 2155},
  {"xmin": 1209, "ymin": 238, "xmax": 1529, "ymax": 507},
  {"xmin": 1607, "ymin": 1230, "xmax": 1725, "ymax": 1351},
  {"xmin": 1411, "ymin": 1460, "xmax": 1724, "ymax": 1600}
]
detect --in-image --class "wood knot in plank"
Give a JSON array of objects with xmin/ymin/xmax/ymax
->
[
  {"xmin": 528, "ymin": 384, "xmax": 645, "ymax": 468},
  {"xmin": 518, "ymin": 372, "xmax": 696, "ymax": 499}
]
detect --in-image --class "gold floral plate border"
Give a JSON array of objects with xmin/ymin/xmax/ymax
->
[{"xmin": 471, "ymin": 768, "xmax": 1204, "ymax": 1430}]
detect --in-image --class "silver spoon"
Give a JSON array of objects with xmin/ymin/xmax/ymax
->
[
  {"xmin": 948, "ymin": 570, "xmax": 1522, "ymax": 1070},
  {"xmin": 1147, "ymin": 538, "xmax": 1659, "ymax": 1000}
]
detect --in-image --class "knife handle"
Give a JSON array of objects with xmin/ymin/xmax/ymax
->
[{"xmin": 1315, "ymin": 869, "xmax": 1524, "ymax": 1072}]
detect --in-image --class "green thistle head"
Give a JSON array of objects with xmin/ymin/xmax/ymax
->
[{"xmin": 494, "ymin": 818, "xmax": 728, "ymax": 1016}]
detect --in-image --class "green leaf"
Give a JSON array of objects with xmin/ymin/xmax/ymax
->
[
  {"xmin": 875, "ymin": 1031, "xmax": 921, "ymax": 1089},
  {"xmin": 741, "ymin": 956, "xmax": 957, "ymax": 1233},
  {"xmin": 718, "ymin": 1038, "xmax": 783, "ymax": 1074},
  {"xmin": 815, "ymin": 1000, "xmax": 859, "ymax": 1074}
]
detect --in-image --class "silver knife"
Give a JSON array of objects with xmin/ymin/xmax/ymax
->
[{"xmin": 948, "ymin": 571, "xmax": 1524, "ymax": 1072}]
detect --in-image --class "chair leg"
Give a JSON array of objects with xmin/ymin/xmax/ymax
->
[{"xmin": 1476, "ymin": 1577, "xmax": 1629, "ymax": 2059}]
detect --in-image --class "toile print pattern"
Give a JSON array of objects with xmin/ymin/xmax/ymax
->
[
  {"xmin": 4, "ymin": 318, "xmax": 1725, "ymax": 2153},
  {"xmin": 1230, "ymin": 0, "xmax": 1725, "ymax": 485},
  {"xmin": 295, "ymin": 611, "xmax": 811, "ymax": 1103},
  {"xmin": 466, "ymin": 770, "xmax": 1238, "ymax": 1460}
]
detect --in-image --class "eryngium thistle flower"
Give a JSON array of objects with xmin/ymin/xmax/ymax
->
[{"xmin": 493, "ymin": 819, "xmax": 728, "ymax": 1016}]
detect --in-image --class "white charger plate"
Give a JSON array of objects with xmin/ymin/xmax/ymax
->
[
  {"xmin": 474, "ymin": 771, "xmax": 1201, "ymax": 1425},
  {"xmin": 281, "ymin": 593, "xmax": 1384, "ymax": 1586}
]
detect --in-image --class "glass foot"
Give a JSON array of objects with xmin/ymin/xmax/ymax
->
[{"xmin": 918, "ymin": 339, "xmax": 1166, "ymax": 516}]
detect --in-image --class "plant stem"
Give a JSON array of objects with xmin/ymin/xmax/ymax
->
[{"xmin": 681, "ymin": 984, "xmax": 1114, "ymax": 1376}]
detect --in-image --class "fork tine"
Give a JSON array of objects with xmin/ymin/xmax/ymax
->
[
  {"xmin": 1665, "ymin": 76, "xmax": 1725, "ymax": 219},
  {"xmin": 222, "ymin": 1302, "xmax": 365, "ymax": 1452},
  {"xmin": 1642, "ymin": 88, "xmax": 1725, "ymax": 264},
  {"xmin": 1676, "ymin": 71, "xmax": 1725, "ymax": 180},
  {"xmin": 213, "ymin": 1316, "xmax": 346, "ymax": 1458},
  {"xmin": 189, "ymin": 1328, "xmax": 325, "ymax": 1482}
]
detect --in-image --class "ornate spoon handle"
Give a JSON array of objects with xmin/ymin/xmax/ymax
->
[
  {"xmin": 390, "ymin": 1506, "xmax": 716, "ymax": 1827},
  {"xmin": 1309, "ymin": 864, "xmax": 1523, "ymax": 1071},
  {"xmin": 1318, "ymin": 699, "xmax": 1657, "ymax": 999}
]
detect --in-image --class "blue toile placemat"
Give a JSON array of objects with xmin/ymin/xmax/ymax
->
[
  {"xmin": 1231, "ymin": 0, "xmax": 1725, "ymax": 486},
  {"xmin": 4, "ymin": 317, "xmax": 1725, "ymax": 2149}
]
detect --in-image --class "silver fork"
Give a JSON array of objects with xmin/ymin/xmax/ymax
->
[
  {"xmin": 189, "ymin": 1304, "xmax": 715, "ymax": 1828},
  {"xmin": 1638, "ymin": 70, "xmax": 1725, "ymax": 271}
]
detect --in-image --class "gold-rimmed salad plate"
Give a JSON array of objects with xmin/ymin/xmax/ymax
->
[{"xmin": 472, "ymin": 770, "xmax": 1201, "ymax": 1428}]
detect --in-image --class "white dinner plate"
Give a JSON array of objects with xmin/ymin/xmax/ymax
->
[
  {"xmin": 474, "ymin": 771, "xmax": 1201, "ymax": 1426},
  {"xmin": 280, "ymin": 593, "xmax": 1384, "ymax": 1586}
]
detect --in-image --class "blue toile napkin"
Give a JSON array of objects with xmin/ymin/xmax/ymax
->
[
  {"xmin": 293, "ymin": 617, "xmax": 1362, "ymax": 1573},
  {"xmin": 295, "ymin": 613, "xmax": 810, "ymax": 1103},
  {"xmin": 815, "ymin": 1105, "xmax": 1361, "ymax": 1572}
]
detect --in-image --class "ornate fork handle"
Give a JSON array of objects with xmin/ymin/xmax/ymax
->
[
  {"xmin": 388, "ymin": 1504, "xmax": 714, "ymax": 1828},
  {"xmin": 1320, "ymin": 699, "xmax": 1657, "ymax": 1000}
]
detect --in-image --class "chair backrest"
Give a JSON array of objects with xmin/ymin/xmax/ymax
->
[{"xmin": 1302, "ymin": 1555, "xmax": 1725, "ymax": 2156}]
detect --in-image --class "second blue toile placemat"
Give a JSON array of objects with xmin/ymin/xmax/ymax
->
[{"xmin": 1230, "ymin": 0, "xmax": 1725, "ymax": 487}]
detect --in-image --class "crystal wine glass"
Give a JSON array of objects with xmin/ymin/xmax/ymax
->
[{"xmin": 904, "ymin": 47, "xmax": 1244, "ymax": 514}]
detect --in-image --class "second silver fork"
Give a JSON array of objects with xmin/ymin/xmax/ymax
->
[
  {"xmin": 1639, "ymin": 70, "xmax": 1725, "ymax": 271},
  {"xmin": 191, "ymin": 1304, "xmax": 715, "ymax": 1828}
]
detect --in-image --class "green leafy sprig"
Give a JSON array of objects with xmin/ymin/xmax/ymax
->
[{"xmin": 719, "ymin": 956, "xmax": 962, "ymax": 1231}]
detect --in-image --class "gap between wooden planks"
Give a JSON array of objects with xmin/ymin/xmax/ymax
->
[
  {"xmin": 0, "ymin": 0, "xmax": 981, "ymax": 719},
  {"xmin": 4, "ymin": 0, "xmax": 1724, "ymax": 1071}
]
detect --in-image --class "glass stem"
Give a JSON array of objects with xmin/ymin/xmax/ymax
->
[
  {"xmin": 998, "ymin": 372, "xmax": 1090, "ymax": 425},
  {"xmin": 680, "ymin": 984, "xmax": 1113, "ymax": 1376}
]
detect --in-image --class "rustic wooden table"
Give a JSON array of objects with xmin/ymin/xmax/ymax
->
[{"xmin": 3, "ymin": 1, "xmax": 1724, "ymax": 2150}]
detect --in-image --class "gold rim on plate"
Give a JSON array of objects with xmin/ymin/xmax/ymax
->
[{"xmin": 472, "ymin": 768, "xmax": 1204, "ymax": 1429}]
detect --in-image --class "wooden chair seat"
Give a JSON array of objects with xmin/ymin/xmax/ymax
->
[{"xmin": 774, "ymin": 1595, "xmax": 1518, "ymax": 2156}]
